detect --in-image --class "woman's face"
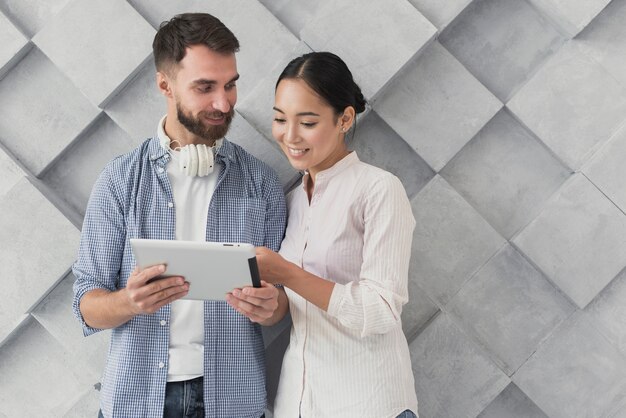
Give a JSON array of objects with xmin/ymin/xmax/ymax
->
[{"xmin": 272, "ymin": 79, "xmax": 349, "ymax": 177}]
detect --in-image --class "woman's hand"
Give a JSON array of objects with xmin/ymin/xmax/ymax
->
[{"xmin": 255, "ymin": 246, "xmax": 291, "ymax": 285}]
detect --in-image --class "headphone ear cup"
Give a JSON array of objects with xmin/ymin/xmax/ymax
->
[
  {"xmin": 188, "ymin": 144, "xmax": 199, "ymax": 176},
  {"xmin": 197, "ymin": 144, "xmax": 209, "ymax": 177}
]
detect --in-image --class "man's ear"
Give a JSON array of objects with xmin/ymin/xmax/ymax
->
[{"xmin": 156, "ymin": 71, "xmax": 173, "ymax": 98}]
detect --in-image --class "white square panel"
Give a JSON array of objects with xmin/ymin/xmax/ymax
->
[
  {"xmin": 528, "ymin": 0, "xmax": 611, "ymax": 37},
  {"xmin": 508, "ymin": 42, "xmax": 626, "ymax": 170},
  {"xmin": 33, "ymin": 0, "xmax": 155, "ymax": 107},
  {"xmin": 0, "ymin": 48, "xmax": 100, "ymax": 176},
  {"xmin": 514, "ymin": 173, "xmax": 626, "ymax": 308},
  {"xmin": 300, "ymin": 0, "xmax": 437, "ymax": 99},
  {"xmin": 374, "ymin": 41, "xmax": 502, "ymax": 171},
  {"xmin": 441, "ymin": 110, "xmax": 570, "ymax": 238},
  {"xmin": 0, "ymin": 10, "xmax": 29, "ymax": 78}
]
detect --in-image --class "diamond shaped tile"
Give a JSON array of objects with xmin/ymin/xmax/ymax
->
[
  {"xmin": 374, "ymin": 41, "xmax": 502, "ymax": 172},
  {"xmin": 127, "ymin": 0, "xmax": 300, "ymax": 102},
  {"xmin": 257, "ymin": 0, "xmax": 322, "ymax": 37},
  {"xmin": 513, "ymin": 313, "xmax": 626, "ymax": 418},
  {"xmin": 439, "ymin": 0, "xmax": 564, "ymax": 102},
  {"xmin": 402, "ymin": 280, "xmax": 438, "ymax": 341},
  {"xmin": 0, "ymin": 0, "xmax": 71, "ymax": 37},
  {"xmin": 0, "ymin": 10, "xmax": 29, "ymax": 78},
  {"xmin": 478, "ymin": 383, "xmax": 549, "ymax": 418},
  {"xmin": 514, "ymin": 173, "xmax": 626, "ymax": 308},
  {"xmin": 31, "ymin": 273, "xmax": 109, "ymax": 379},
  {"xmin": 583, "ymin": 124, "xmax": 626, "ymax": 213},
  {"xmin": 508, "ymin": 41, "xmax": 626, "ymax": 170},
  {"xmin": 42, "ymin": 114, "xmax": 139, "ymax": 216},
  {"xmin": 410, "ymin": 313, "xmax": 510, "ymax": 418},
  {"xmin": 104, "ymin": 61, "xmax": 164, "ymax": 141},
  {"xmin": 441, "ymin": 109, "xmax": 571, "ymax": 238},
  {"xmin": 448, "ymin": 245, "xmax": 575, "ymax": 375},
  {"xmin": 409, "ymin": 175, "xmax": 505, "ymax": 305},
  {"xmin": 407, "ymin": 0, "xmax": 473, "ymax": 29},
  {"xmin": 300, "ymin": 0, "xmax": 437, "ymax": 99},
  {"xmin": 577, "ymin": 0, "xmax": 626, "ymax": 89},
  {"xmin": 586, "ymin": 268, "xmax": 626, "ymax": 357},
  {"xmin": 352, "ymin": 111, "xmax": 435, "ymax": 199},
  {"xmin": 0, "ymin": 147, "xmax": 25, "ymax": 197},
  {"xmin": 0, "ymin": 48, "xmax": 100, "ymax": 176},
  {"xmin": 0, "ymin": 177, "xmax": 80, "ymax": 342},
  {"xmin": 33, "ymin": 0, "xmax": 155, "ymax": 107},
  {"xmin": 527, "ymin": 0, "xmax": 611, "ymax": 37},
  {"xmin": 62, "ymin": 386, "xmax": 101, "ymax": 418},
  {"xmin": 0, "ymin": 317, "xmax": 96, "ymax": 417}
]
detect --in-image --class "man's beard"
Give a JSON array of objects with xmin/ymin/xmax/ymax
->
[{"xmin": 176, "ymin": 101, "xmax": 234, "ymax": 143}]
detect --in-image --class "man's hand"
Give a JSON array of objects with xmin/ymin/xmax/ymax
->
[
  {"xmin": 80, "ymin": 264, "xmax": 189, "ymax": 329},
  {"xmin": 124, "ymin": 264, "xmax": 189, "ymax": 315},
  {"xmin": 225, "ymin": 281, "xmax": 286, "ymax": 325}
]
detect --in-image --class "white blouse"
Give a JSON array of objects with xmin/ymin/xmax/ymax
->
[{"xmin": 274, "ymin": 152, "xmax": 419, "ymax": 418}]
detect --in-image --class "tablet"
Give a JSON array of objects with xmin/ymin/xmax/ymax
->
[{"xmin": 130, "ymin": 239, "xmax": 261, "ymax": 300}]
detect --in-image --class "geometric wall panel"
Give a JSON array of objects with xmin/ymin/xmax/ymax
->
[
  {"xmin": 0, "ymin": 0, "xmax": 71, "ymax": 37},
  {"xmin": 0, "ymin": 176, "xmax": 79, "ymax": 343},
  {"xmin": 406, "ymin": 0, "xmax": 473, "ymax": 30},
  {"xmin": 527, "ymin": 0, "xmax": 612, "ymax": 37},
  {"xmin": 514, "ymin": 174, "xmax": 626, "ymax": 308},
  {"xmin": 300, "ymin": 0, "xmax": 437, "ymax": 99},
  {"xmin": 513, "ymin": 313, "xmax": 626, "ymax": 418},
  {"xmin": 0, "ymin": 10, "xmax": 29, "ymax": 79},
  {"xmin": 448, "ymin": 245, "xmax": 575, "ymax": 375},
  {"xmin": 586, "ymin": 268, "xmax": 626, "ymax": 357},
  {"xmin": 577, "ymin": 0, "xmax": 626, "ymax": 89},
  {"xmin": 582, "ymin": 108, "xmax": 626, "ymax": 214},
  {"xmin": 410, "ymin": 313, "xmax": 510, "ymax": 418},
  {"xmin": 409, "ymin": 175, "xmax": 505, "ymax": 305},
  {"xmin": 374, "ymin": 41, "xmax": 502, "ymax": 172},
  {"xmin": 478, "ymin": 382, "xmax": 549, "ymax": 418},
  {"xmin": 441, "ymin": 109, "xmax": 570, "ymax": 238},
  {"xmin": 33, "ymin": 0, "xmax": 155, "ymax": 107},
  {"xmin": 508, "ymin": 42, "xmax": 626, "ymax": 170},
  {"xmin": 440, "ymin": 0, "xmax": 564, "ymax": 102},
  {"xmin": 0, "ymin": 48, "xmax": 100, "ymax": 176}
]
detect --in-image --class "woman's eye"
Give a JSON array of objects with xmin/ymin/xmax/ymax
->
[
  {"xmin": 301, "ymin": 122, "xmax": 317, "ymax": 128},
  {"xmin": 273, "ymin": 118, "xmax": 286, "ymax": 123}
]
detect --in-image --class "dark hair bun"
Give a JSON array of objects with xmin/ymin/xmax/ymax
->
[{"xmin": 353, "ymin": 83, "xmax": 367, "ymax": 114}]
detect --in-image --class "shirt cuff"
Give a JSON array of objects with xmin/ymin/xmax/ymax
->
[{"xmin": 327, "ymin": 282, "xmax": 346, "ymax": 317}]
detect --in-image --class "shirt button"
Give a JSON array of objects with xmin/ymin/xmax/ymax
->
[
  {"xmin": 167, "ymin": 202, "xmax": 174, "ymax": 208},
  {"xmin": 157, "ymin": 167, "xmax": 164, "ymax": 173},
  {"xmin": 160, "ymin": 320, "xmax": 166, "ymax": 326},
  {"xmin": 158, "ymin": 362, "xmax": 165, "ymax": 368}
]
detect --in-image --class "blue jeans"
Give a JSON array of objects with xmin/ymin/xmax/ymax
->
[
  {"xmin": 397, "ymin": 410, "xmax": 417, "ymax": 418},
  {"xmin": 97, "ymin": 376, "xmax": 267, "ymax": 417}
]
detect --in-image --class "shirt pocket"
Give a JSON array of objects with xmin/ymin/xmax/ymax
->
[{"xmin": 227, "ymin": 197, "xmax": 267, "ymax": 245}]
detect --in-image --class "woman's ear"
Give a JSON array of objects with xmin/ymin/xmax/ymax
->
[{"xmin": 340, "ymin": 106, "xmax": 356, "ymax": 131}]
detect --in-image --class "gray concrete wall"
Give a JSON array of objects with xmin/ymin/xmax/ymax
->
[{"xmin": 1, "ymin": 0, "xmax": 625, "ymax": 416}]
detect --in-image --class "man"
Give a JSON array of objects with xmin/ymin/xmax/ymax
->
[{"xmin": 72, "ymin": 13, "xmax": 288, "ymax": 418}]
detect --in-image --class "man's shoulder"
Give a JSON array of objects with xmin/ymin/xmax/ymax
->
[
  {"xmin": 226, "ymin": 140, "xmax": 278, "ymax": 178},
  {"xmin": 103, "ymin": 138, "xmax": 154, "ymax": 176}
]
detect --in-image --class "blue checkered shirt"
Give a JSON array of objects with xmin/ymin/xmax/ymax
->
[{"xmin": 72, "ymin": 136, "xmax": 287, "ymax": 418}]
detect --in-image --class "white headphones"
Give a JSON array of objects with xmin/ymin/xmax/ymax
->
[
  {"xmin": 158, "ymin": 116, "xmax": 217, "ymax": 177},
  {"xmin": 176, "ymin": 143, "xmax": 215, "ymax": 177}
]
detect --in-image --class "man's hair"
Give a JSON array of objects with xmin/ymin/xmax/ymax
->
[{"xmin": 153, "ymin": 13, "xmax": 240, "ymax": 74}]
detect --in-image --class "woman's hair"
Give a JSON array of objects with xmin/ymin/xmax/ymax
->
[
  {"xmin": 153, "ymin": 13, "xmax": 239, "ymax": 74},
  {"xmin": 276, "ymin": 52, "xmax": 367, "ymax": 117}
]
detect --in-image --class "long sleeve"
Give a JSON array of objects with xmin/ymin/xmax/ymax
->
[{"xmin": 326, "ymin": 174, "xmax": 415, "ymax": 337}]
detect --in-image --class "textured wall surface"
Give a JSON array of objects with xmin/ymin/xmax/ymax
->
[{"xmin": 1, "ymin": 0, "xmax": 626, "ymax": 417}]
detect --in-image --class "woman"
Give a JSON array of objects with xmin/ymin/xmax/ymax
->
[{"xmin": 228, "ymin": 52, "xmax": 418, "ymax": 418}]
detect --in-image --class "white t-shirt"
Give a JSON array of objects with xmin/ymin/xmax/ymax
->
[{"xmin": 157, "ymin": 116, "xmax": 223, "ymax": 382}]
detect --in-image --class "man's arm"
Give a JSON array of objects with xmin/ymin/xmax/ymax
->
[{"xmin": 80, "ymin": 265, "xmax": 189, "ymax": 329}]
